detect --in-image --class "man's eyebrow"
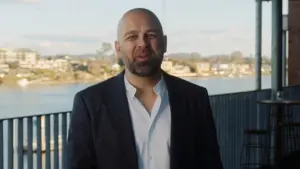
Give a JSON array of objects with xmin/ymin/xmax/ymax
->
[
  {"xmin": 145, "ymin": 29, "xmax": 162, "ymax": 34},
  {"xmin": 124, "ymin": 30, "xmax": 138, "ymax": 37},
  {"xmin": 124, "ymin": 29, "xmax": 162, "ymax": 37}
]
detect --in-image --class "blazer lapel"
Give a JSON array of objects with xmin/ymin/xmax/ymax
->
[
  {"xmin": 108, "ymin": 71, "xmax": 139, "ymax": 169},
  {"xmin": 163, "ymin": 72, "xmax": 188, "ymax": 169}
]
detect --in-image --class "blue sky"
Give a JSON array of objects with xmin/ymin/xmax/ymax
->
[{"xmin": 0, "ymin": 0, "xmax": 288, "ymax": 56}]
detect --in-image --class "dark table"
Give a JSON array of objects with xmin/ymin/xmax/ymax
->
[{"xmin": 257, "ymin": 100, "xmax": 300, "ymax": 166}]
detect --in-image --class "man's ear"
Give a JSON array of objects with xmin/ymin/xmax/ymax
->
[
  {"xmin": 163, "ymin": 35, "xmax": 167, "ymax": 53},
  {"xmin": 114, "ymin": 40, "xmax": 121, "ymax": 59}
]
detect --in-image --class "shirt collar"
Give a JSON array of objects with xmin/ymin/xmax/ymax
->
[{"xmin": 124, "ymin": 75, "xmax": 166, "ymax": 99}]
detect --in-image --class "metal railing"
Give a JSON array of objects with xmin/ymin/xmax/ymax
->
[
  {"xmin": 210, "ymin": 85, "xmax": 300, "ymax": 169},
  {"xmin": 0, "ymin": 112, "xmax": 71, "ymax": 169},
  {"xmin": 1, "ymin": 85, "xmax": 300, "ymax": 169}
]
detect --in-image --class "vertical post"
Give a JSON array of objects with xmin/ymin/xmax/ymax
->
[
  {"xmin": 17, "ymin": 118, "xmax": 24, "ymax": 169},
  {"xmin": 255, "ymin": 1, "xmax": 263, "ymax": 165},
  {"xmin": 282, "ymin": 31, "xmax": 287, "ymax": 86},
  {"xmin": 255, "ymin": 0, "xmax": 263, "ymax": 90},
  {"xmin": 271, "ymin": 0, "xmax": 283, "ymax": 167},
  {"xmin": 271, "ymin": 0, "xmax": 283, "ymax": 98},
  {"xmin": 282, "ymin": 14, "xmax": 288, "ymax": 87},
  {"xmin": 36, "ymin": 116, "xmax": 42, "ymax": 169},
  {"xmin": 0, "ymin": 120, "xmax": 3, "ymax": 169},
  {"xmin": 7, "ymin": 120, "xmax": 14, "ymax": 169}
]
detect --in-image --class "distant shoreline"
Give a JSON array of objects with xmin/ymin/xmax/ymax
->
[{"xmin": 0, "ymin": 74, "xmax": 271, "ymax": 88}]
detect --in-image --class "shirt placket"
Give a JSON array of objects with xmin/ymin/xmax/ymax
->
[{"xmin": 147, "ymin": 95, "xmax": 163, "ymax": 169}]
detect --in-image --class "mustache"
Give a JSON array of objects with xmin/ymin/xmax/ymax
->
[
  {"xmin": 134, "ymin": 49, "xmax": 151, "ymax": 56},
  {"xmin": 133, "ymin": 49, "xmax": 163, "ymax": 56}
]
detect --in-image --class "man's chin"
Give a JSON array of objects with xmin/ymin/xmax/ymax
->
[
  {"xmin": 133, "ymin": 71, "xmax": 155, "ymax": 77},
  {"xmin": 132, "ymin": 67, "xmax": 158, "ymax": 77}
]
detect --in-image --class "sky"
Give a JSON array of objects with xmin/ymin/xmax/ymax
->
[{"xmin": 0, "ymin": 0, "xmax": 288, "ymax": 56}]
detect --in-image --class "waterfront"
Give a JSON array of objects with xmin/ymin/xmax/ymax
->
[{"xmin": 0, "ymin": 75, "xmax": 272, "ymax": 119}]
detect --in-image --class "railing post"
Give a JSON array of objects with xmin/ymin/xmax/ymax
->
[
  {"xmin": 54, "ymin": 114, "xmax": 59, "ymax": 169},
  {"xmin": 27, "ymin": 117, "xmax": 33, "ymax": 169},
  {"xmin": 255, "ymin": 0, "xmax": 263, "ymax": 90},
  {"xmin": 7, "ymin": 120, "xmax": 14, "ymax": 169},
  {"xmin": 62, "ymin": 113, "xmax": 68, "ymax": 169},
  {"xmin": 271, "ymin": 0, "xmax": 283, "ymax": 166},
  {"xmin": 0, "ymin": 120, "xmax": 3, "ymax": 169},
  {"xmin": 45, "ymin": 115, "xmax": 51, "ymax": 169},
  {"xmin": 36, "ymin": 116, "xmax": 42, "ymax": 169},
  {"xmin": 282, "ymin": 14, "xmax": 288, "ymax": 87},
  {"xmin": 271, "ymin": 0, "xmax": 283, "ymax": 97},
  {"xmin": 17, "ymin": 118, "xmax": 24, "ymax": 169}
]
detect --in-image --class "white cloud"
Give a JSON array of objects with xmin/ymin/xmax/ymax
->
[
  {"xmin": 19, "ymin": 0, "xmax": 40, "ymax": 3},
  {"xmin": 24, "ymin": 34, "xmax": 102, "ymax": 44},
  {"xmin": 0, "ymin": 0, "xmax": 41, "ymax": 4},
  {"xmin": 39, "ymin": 41, "xmax": 52, "ymax": 47},
  {"xmin": 165, "ymin": 28, "xmax": 260, "ymax": 56}
]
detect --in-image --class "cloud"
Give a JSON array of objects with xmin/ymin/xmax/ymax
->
[
  {"xmin": 0, "ymin": 0, "xmax": 41, "ymax": 4},
  {"xmin": 18, "ymin": 33, "xmax": 116, "ymax": 55},
  {"xmin": 23, "ymin": 34, "xmax": 102, "ymax": 44},
  {"xmin": 37, "ymin": 41, "xmax": 74, "ymax": 50},
  {"xmin": 165, "ymin": 28, "xmax": 259, "ymax": 56},
  {"xmin": 19, "ymin": 0, "xmax": 40, "ymax": 3},
  {"xmin": 168, "ymin": 29, "xmax": 229, "ymax": 38},
  {"xmin": 38, "ymin": 41, "xmax": 52, "ymax": 47},
  {"xmin": 30, "ymin": 41, "xmax": 99, "ymax": 55},
  {"xmin": 168, "ymin": 28, "xmax": 253, "ymax": 45}
]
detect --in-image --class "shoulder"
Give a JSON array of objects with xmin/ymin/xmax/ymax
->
[
  {"xmin": 75, "ymin": 75, "xmax": 118, "ymax": 101},
  {"xmin": 165, "ymin": 73, "xmax": 209, "ymax": 96}
]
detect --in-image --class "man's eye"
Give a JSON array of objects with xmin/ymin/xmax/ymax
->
[
  {"xmin": 147, "ymin": 34, "xmax": 157, "ymax": 38},
  {"xmin": 127, "ymin": 35, "xmax": 138, "ymax": 40}
]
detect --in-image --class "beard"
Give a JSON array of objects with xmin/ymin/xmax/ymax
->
[{"xmin": 122, "ymin": 52, "xmax": 163, "ymax": 77}]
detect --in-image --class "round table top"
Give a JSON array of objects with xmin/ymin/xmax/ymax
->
[{"xmin": 257, "ymin": 100, "xmax": 300, "ymax": 105}]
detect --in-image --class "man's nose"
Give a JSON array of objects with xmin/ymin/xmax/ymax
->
[{"xmin": 137, "ymin": 36, "xmax": 148, "ymax": 48}]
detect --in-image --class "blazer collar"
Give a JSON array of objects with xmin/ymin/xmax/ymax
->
[{"xmin": 115, "ymin": 70, "xmax": 178, "ymax": 94}]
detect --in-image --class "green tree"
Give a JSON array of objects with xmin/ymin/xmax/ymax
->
[
  {"xmin": 97, "ymin": 42, "xmax": 113, "ymax": 60},
  {"xmin": 190, "ymin": 52, "xmax": 201, "ymax": 61},
  {"xmin": 230, "ymin": 51, "xmax": 244, "ymax": 63}
]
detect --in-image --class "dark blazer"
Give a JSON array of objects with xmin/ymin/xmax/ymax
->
[{"xmin": 66, "ymin": 71, "xmax": 223, "ymax": 169}]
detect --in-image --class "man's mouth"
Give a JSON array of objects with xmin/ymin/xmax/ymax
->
[{"xmin": 135, "ymin": 55, "xmax": 149, "ymax": 62}]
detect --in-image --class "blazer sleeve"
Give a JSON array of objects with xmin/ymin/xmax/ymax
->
[
  {"xmin": 201, "ymin": 88, "xmax": 223, "ymax": 169},
  {"xmin": 66, "ymin": 92, "xmax": 97, "ymax": 169}
]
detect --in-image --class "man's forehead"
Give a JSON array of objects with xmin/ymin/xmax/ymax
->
[
  {"xmin": 117, "ymin": 9, "xmax": 163, "ymax": 38},
  {"xmin": 123, "ymin": 14, "xmax": 160, "ymax": 28}
]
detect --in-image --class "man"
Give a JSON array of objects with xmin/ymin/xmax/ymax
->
[{"xmin": 67, "ymin": 8, "xmax": 223, "ymax": 169}]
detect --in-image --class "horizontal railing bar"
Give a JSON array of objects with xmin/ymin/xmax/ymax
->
[
  {"xmin": 0, "ymin": 111, "xmax": 71, "ymax": 121},
  {"xmin": 209, "ymin": 88, "xmax": 271, "ymax": 97}
]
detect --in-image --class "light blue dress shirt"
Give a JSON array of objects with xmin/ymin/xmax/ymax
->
[{"xmin": 124, "ymin": 76, "xmax": 171, "ymax": 169}]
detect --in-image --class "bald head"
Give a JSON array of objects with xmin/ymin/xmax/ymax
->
[
  {"xmin": 114, "ymin": 8, "xmax": 167, "ymax": 77},
  {"xmin": 117, "ymin": 8, "xmax": 163, "ymax": 40}
]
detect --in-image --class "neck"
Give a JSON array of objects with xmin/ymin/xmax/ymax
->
[{"xmin": 125, "ymin": 69, "xmax": 162, "ymax": 91}]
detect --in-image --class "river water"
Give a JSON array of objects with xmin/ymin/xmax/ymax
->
[{"xmin": 0, "ymin": 75, "xmax": 272, "ymax": 119}]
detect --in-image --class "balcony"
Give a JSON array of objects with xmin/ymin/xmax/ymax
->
[{"xmin": 0, "ymin": 85, "xmax": 300, "ymax": 169}]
